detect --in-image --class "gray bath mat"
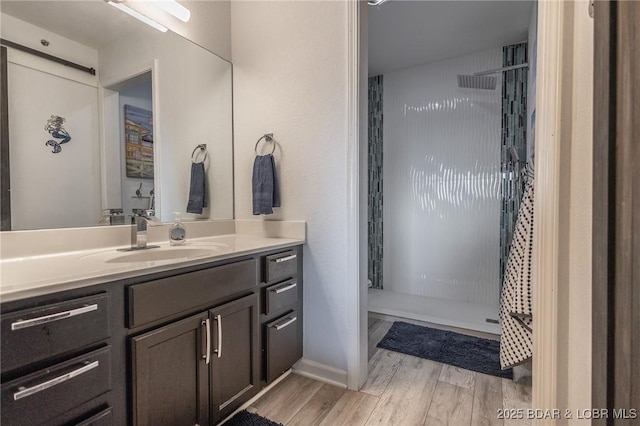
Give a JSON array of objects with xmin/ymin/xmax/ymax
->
[
  {"xmin": 377, "ymin": 321, "xmax": 513, "ymax": 379},
  {"xmin": 223, "ymin": 410, "xmax": 283, "ymax": 426}
]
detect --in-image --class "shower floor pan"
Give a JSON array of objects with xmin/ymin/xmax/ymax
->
[{"xmin": 368, "ymin": 289, "xmax": 501, "ymax": 335}]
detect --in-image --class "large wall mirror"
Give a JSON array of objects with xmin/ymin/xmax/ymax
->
[{"xmin": 0, "ymin": 0, "xmax": 233, "ymax": 231}]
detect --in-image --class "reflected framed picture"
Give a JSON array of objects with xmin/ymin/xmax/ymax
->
[{"xmin": 124, "ymin": 104, "xmax": 154, "ymax": 178}]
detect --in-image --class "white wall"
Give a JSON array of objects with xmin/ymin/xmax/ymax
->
[
  {"xmin": 231, "ymin": 1, "xmax": 352, "ymax": 381},
  {"xmin": 382, "ymin": 49, "xmax": 502, "ymax": 312},
  {"xmin": 99, "ymin": 29, "xmax": 233, "ymax": 223},
  {"xmin": 2, "ymin": 14, "xmax": 101, "ymax": 230}
]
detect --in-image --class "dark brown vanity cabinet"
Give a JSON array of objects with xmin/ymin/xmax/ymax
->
[
  {"xmin": 129, "ymin": 259, "xmax": 261, "ymax": 426},
  {"xmin": 131, "ymin": 293, "xmax": 260, "ymax": 426}
]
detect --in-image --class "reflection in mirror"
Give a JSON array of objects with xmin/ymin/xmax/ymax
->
[
  {"xmin": 0, "ymin": 0, "xmax": 233, "ymax": 231},
  {"xmin": 104, "ymin": 72, "xmax": 155, "ymax": 222}
]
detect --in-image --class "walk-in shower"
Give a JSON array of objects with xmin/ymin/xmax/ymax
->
[{"xmin": 368, "ymin": 43, "xmax": 530, "ymax": 334}]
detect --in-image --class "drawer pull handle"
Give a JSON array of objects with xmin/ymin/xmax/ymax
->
[
  {"xmin": 13, "ymin": 360, "xmax": 99, "ymax": 401},
  {"xmin": 11, "ymin": 304, "xmax": 99, "ymax": 331},
  {"xmin": 202, "ymin": 319, "xmax": 211, "ymax": 365},
  {"xmin": 271, "ymin": 282, "xmax": 297, "ymax": 294},
  {"xmin": 272, "ymin": 316, "xmax": 297, "ymax": 331},
  {"xmin": 274, "ymin": 254, "xmax": 297, "ymax": 263},
  {"xmin": 214, "ymin": 314, "xmax": 222, "ymax": 358}
]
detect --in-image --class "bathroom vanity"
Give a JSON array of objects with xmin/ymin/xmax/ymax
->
[{"xmin": 0, "ymin": 240, "xmax": 303, "ymax": 426}]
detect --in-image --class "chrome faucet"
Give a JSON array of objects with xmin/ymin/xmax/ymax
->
[{"xmin": 121, "ymin": 209, "xmax": 162, "ymax": 251}]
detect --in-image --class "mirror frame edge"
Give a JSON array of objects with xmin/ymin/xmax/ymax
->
[{"xmin": 1, "ymin": 45, "xmax": 10, "ymax": 231}]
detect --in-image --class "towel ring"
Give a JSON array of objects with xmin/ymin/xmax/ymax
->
[
  {"xmin": 191, "ymin": 144, "xmax": 208, "ymax": 163},
  {"xmin": 254, "ymin": 133, "xmax": 276, "ymax": 155}
]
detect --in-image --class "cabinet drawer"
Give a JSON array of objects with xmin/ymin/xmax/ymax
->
[
  {"xmin": 74, "ymin": 407, "xmax": 112, "ymax": 426},
  {"xmin": 265, "ymin": 250, "xmax": 298, "ymax": 284},
  {"xmin": 128, "ymin": 259, "xmax": 257, "ymax": 329},
  {"xmin": 264, "ymin": 279, "xmax": 298, "ymax": 315},
  {"xmin": 1, "ymin": 346, "xmax": 111, "ymax": 426},
  {"xmin": 265, "ymin": 311, "xmax": 301, "ymax": 382},
  {"xmin": 1, "ymin": 293, "xmax": 110, "ymax": 373}
]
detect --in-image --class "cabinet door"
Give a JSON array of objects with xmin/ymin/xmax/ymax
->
[
  {"xmin": 131, "ymin": 312, "xmax": 209, "ymax": 426},
  {"xmin": 209, "ymin": 294, "xmax": 259, "ymax": 422}
]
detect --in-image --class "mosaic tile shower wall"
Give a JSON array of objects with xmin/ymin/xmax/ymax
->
[
  {"xmin": 368, "ymin": 75, "xmax": 384, "ymax": 289},
  {"xmin": 500, "ymin": 42, "xmax": 528, "ymax": 289}
]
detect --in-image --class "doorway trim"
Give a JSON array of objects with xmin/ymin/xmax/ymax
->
[
  {"xmin": 532, "ymin": 0, "xmax": 564, "ymax": 413},
  {"xmin": 346, "ymin": 0, "xmax": 368, "ymax": 391},
  {"xmin": 349, "ymin": 0, "xmax": 568, "ymax": 401}
]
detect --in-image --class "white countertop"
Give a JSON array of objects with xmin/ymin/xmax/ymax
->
[{"xmin": 0, "ymin": 234, "xmax": 304, "ymax": 303}]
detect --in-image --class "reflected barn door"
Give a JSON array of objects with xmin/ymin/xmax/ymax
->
[{"xmin": 6, "ymin": 58, "xmax": 100, "ymax": 230}]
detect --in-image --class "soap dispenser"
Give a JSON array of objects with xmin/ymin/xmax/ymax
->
[{"xmin": 169, "ymin": 213, "xmax": 186, "ymax": 245}]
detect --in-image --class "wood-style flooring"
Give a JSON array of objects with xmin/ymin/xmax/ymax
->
[{"xmin": 245, "ymin": 316, "xmax": 532, "ymax": 426}]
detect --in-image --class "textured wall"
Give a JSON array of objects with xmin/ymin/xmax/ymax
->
[
  {"xmin": 382, "ymin": 48, "xmax": 502, "ymax": 311},
  {"xmin": 231, "ymin": 1, "xmax": 351, "ymax": 374}
]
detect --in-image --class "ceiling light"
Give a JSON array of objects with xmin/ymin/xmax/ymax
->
[
  {"xmin": 107, "ymin": 1, "xmax": 168, "ymax": 33},
  {"xmin": 152, "ymin": 0, "xmax": 191, "ymax": 23}
]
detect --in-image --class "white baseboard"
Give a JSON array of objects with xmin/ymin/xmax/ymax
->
[{"xmin": 292, "ymin": 358, "xmax": 348, "ymax": 389}]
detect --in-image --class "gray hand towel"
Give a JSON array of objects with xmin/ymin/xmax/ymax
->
[
  {"xmin": 252, "ymin": 154, "xmax": 280, "ymax": 215},
  {"xmin": 186, "ymin": 162, "xmax": 207, "ymax": 214},
  {"xmin": 270, "ymin": 155, "xmax": 281, "ymax": 208}
]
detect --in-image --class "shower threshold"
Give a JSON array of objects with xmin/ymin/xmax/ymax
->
[{"xmin": 368, "ymin": 288, "xmax": 501, "ymax": 335}]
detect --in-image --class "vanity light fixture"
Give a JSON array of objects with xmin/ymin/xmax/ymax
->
[
  {"xmin": 151, "ymin": 0, "xmax": 191, "ymax": 23},
  {"xmin": 106, "ymin": 0, "xmax": 168, "ymax": 33},
  {"xmin": 368, "ymin": 0, "xmax": 390, "ymax": 5}
]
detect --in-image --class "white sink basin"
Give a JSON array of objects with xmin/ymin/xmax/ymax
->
[
  {"xmin": 106, "ymin": 247, "xmax": 217, "ymax": 264},
  {"xmin": 77, "ymin": 242, "xmax": 229, "ymax": 264}
]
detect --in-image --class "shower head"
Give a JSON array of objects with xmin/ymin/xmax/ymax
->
[
  {"xmin": 456, "ymin": 75, "xmax": 497, "ymax": 90},
  {"xmin": 457, "ymin": 63, "xmax": 528, "ymax": 90}
]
